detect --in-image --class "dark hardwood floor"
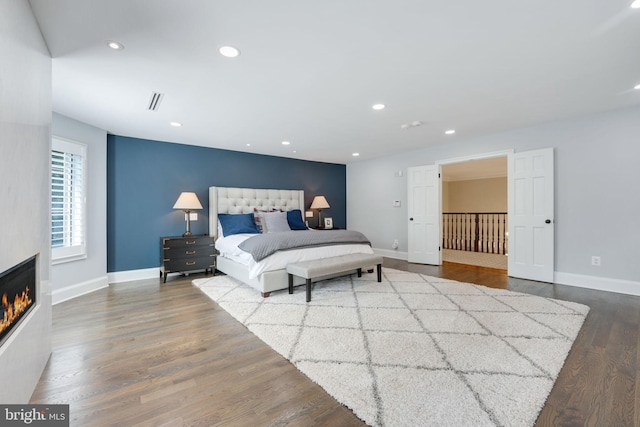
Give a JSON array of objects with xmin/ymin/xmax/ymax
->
[{"xmin": 31, "ymin": 259, "xmax": 640, "ymax": 426}]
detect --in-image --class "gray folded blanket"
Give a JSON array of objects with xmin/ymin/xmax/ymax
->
[{"xmin": 238, "ymin": 229, "xmax": 371, "ymax": 261}]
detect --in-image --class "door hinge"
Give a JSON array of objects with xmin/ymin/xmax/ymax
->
[
  {"xmin": 438, "ymin": 173, "xmax": 441, "ymax": 178},
  {"xmin": 438, "ymin": 246, "xmax": 441, "ymax": 251}
]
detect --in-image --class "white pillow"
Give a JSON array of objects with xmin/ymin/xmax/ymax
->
[{"xmin": 262, "ymin": 211, "xmax": 291, "ymax": 233}]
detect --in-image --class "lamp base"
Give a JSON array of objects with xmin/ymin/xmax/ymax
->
[{"xmin": 183, "ymin": 211, "xmax": 193, "ymax": 236}]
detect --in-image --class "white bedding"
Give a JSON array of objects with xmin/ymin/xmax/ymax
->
[{"xmin": 216, "ymin": 233, "xmax": 374, "ymax": 279}]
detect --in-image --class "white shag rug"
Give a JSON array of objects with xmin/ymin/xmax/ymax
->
[{"xmin": 193, "ymin": 268, "xmax": 589, "ymax": 427}]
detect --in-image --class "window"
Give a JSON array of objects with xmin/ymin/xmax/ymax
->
[{"xmin": 51, "ymin": 137, "xmax": 87, "ymax": 263}]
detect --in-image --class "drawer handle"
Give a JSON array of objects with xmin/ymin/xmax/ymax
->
[
  {"xmin": 185, "ymin": 250, "xmax": 196, "ymax": 255},
  {"xmin": 186, "ymin": 261, "xmax": 196, "ymax": 266},
  {"xmin": 185, "ymin": 240, "xmax": 196, "ymax": 245}
]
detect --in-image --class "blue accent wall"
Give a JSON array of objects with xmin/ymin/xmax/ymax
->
[{"xmin": 107, "ymin": 135, "xmax": 346, "ymax": 272}]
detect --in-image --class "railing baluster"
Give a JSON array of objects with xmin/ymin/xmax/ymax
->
[
  {"xmin": 459, "ymin": 213, "xmax": 462, "ymax": 251},
  {"xmin": 468, "ymin": 214, "xmax": 472, "ymax": 251},
  {"xmin": 444, "ymin": 215, "xmax": 447, "ymax": 249},
  {"xmin": 443, "ymin": 215, "xmax": 447, "ymax": 249},
  {"xmin": 464, "ymin": 213, "xmax": 468, "ymax": 251},
  {"xmin": 490, "ymin": 214, "xmax": 493, "ymax": 253},
  {"xmin": 481, "ymin": 214, "xmax": 485, "ymax": 253},
  {"xmin": 453, "ymin": 214, "xmax": 456, "ymax": 250},
  {"xmin": 462, "ymin": 214, "xmax": 466, "ymax": 251},
  {"xmin": 479, "ymin": 214, "xmax": 483, "ymax": 253},
  {"xmin": 492, "ymin": 214, "xmax": 496, "ymax": 254},
  {"xmin": 443, "ymin": 212, "xmax": 507, "ymax": 255},
  {"xmin": 474, "ymin": 213, "xmax": 479, "ymax": 252},
  {"xmin": 501, "ymin": 214, "xmax": 504, "ymax": 255}
]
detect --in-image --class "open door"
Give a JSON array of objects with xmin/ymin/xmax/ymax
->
[
  {"xmin": 508, "ymin": 148, "xmax": 554, "ymax": 282},
  {"xmin": 407, "ymin": 165, "xmax": 441, "ymax": 264}
]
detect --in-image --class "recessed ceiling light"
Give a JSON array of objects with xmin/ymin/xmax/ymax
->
[
  {"xmin": 246, "ymin": 143, "xmax": 251, "ymax": 147},
  {"xmin": 632, "ymin": 0, "xmax": 640, "ymax": 8},
  {"xmin": 107, "ymin": 41, "xmax": 124, "ymax": 50},
  {"xmin": 372, "ymin": 103, "xmax": 385, "ymax": 110},
  {"xmin": 635, "ymin": 84, "xmax": 640, "ymax": 90},
  {"xmin": 219, "ymin": 46, "xmax": 240, "ymax": 58},
  {"xmin": 352, "ymin": 153, "xmax": 360, "ymax": 157},
  {"xmin": 445, "ymin": 129, "xmax": 456, "ymax": 135},
  {"xmin": 170, "ymin": 122, "xmax": 182, "ymax": 127},
  {"xmin": 282, "ymin": 141, "xmax": 290, "ymax": 145}
]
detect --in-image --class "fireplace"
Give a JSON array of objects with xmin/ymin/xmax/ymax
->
[{"xmin": 0, "ymin": 255, "xmax": 36, "ymax": 347}]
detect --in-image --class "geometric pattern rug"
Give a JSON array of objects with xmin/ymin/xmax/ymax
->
[{"xmin": 193, "ymin": 268, "xmax": 589, "ymax": 427}]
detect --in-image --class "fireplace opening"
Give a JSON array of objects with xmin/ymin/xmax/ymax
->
[{"xmin": 0, "ymin": 255, "xmax": 37, "ymax": 347}]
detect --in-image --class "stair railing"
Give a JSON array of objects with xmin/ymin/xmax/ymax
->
[{"xmin": 442, "ymin": 212, "xmax": 508, "ymax": 255}]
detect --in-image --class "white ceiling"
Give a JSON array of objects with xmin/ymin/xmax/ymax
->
[{"xmin": 29, "ymin": 0, "xmax": 640, "ymax": 165}]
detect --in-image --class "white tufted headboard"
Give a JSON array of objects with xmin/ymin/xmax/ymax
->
[{"xmin": 209, "ymin": 186, "xmax": 305, "ymax": 238}]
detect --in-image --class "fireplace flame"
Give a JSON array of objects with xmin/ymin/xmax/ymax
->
[{"xmin": 0, "ymin": 286, "xmax": 33, "ymax": 334}]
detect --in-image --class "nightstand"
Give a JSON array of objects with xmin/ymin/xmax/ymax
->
[{"xmin": 161, "ymin": 235, "xmax": 217, "ymax": 283}]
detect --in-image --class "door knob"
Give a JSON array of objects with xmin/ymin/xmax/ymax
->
[{"xmin": 545, "ymin": 219, "xmax": 551, "ymax": 224}]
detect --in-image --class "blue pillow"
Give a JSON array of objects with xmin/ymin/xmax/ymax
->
[
  {"xmin": 218, "ymin": 213, "xmax": 261, "ymax": 236},
  {"xmin": 287, "ymin": 209, "xmax": 308, "ymax": 230}
]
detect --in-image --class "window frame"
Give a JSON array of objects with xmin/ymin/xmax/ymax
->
[{"xmin": 51, "ymin": 136, "xmax": 87, "ymax": 265}]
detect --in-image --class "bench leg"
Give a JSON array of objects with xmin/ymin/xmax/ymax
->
[
  {"xmin": 306, "ymin": 278, "xmax": 312, "ymax": 302},
  {"xmin": 377, "ymin": 263, "xmax": 382, "ymax": 282},
  {"xmin": 288, "ymin": 273, "xmax": 294, "ymax": 294},
  {"xmin": 357, "ymin": 268, "xmax": 362, "ymax": 277}
]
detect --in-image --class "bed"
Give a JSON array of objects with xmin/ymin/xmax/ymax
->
[{"xmin": 208, "ymin": 186, "xmax": 375, "ymax": 296}]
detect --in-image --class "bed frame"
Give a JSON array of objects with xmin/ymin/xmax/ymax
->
[{"xmin": 208, "ymin": 186, "xmax": 309, "ymax": 296}]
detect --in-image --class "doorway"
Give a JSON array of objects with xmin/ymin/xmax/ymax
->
[
  {"xmin": 407, "ymin": 148, "xmax": 555, "ymax": 283},
  {"xmin": 441, "ymin": 156, "xmax": 508, "ymax": 271}
]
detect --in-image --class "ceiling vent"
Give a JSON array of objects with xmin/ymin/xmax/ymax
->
[
  {"xmin": 400, "ymin": 120, "xmax": 425, "ymax": 130},
  {"xmin": 147, "ymin": 92, "xmax": 164, "ymax": 111}
]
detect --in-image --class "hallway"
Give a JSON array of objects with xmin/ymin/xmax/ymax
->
[{"xmin": 442, "ymin": 248, "xmax": 507, "ymax": 270}]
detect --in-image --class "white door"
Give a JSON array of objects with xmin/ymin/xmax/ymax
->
[
  {"xmin": 407, "ymin": 165, "xmax": 441, "ymax": 264},
  {"xmin": 508, "ymin": 148, "xmax": 554, "ymax": 282}
]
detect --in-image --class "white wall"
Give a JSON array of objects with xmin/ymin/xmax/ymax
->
[
  {"xmin": 445, "ymin": 177, "xmax": 507, "ymax": 212},
  {"xmin": 347, "ymin": 106, "xmax": 640, "ymax": 293},
  {"xmin": 0, "ymin": 0, "xmax": 52, "ymax": 403},
  {"xmin": 51, "ymin": 113, "xmax": 108, "ymax": 304}
]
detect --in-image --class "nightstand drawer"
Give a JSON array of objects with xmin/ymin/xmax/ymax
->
[
  {"xmin": 163, "ymin": 246, "xmax": 215, "ymax": 260},
  {"xmin": 162, "ymin": 236, "xmax": 212, "ymax": 248},
  {"xmin": 163, "ymin": 256, "xmax": 214, "ymax": 272}
]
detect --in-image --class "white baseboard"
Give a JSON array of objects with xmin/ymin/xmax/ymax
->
[
  {"xmin": 373, "ymin": 250, "xmax": 640, "ymax": 296},
  {"xmin": 373, "ymin": 248, "xmax": 408, "ymax": 261},
  {"xmin": 52, "ymin": 275, "xmax": 109, "ymax": 305},
  {"xmin": 554, "ymin": 272, "xmax": 640, "ymax": 296},
  {"xmin": 55, "ymin": 262, "xmax": 639, "ymax": 300},
  {"xmin": 108, "ymin": 267, "xmax": 160, "ymax": 284}
]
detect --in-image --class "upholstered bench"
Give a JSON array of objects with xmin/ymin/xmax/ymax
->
[{"xmin": 286, "ymin": 253, "xmax": 383, "ymax": 302}]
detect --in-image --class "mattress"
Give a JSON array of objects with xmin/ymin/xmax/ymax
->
[{"xmin": 216, "ymin": 233, "xmax": 374, "ymax": 279}]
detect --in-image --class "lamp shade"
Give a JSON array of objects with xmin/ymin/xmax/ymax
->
[
  {"xmin": 173, "ymin": 192, "xmax": 203, "ymax": 210},
  {"xmin": 310, "ymin": 195, "xmax": 330, "ymax": 210}
]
